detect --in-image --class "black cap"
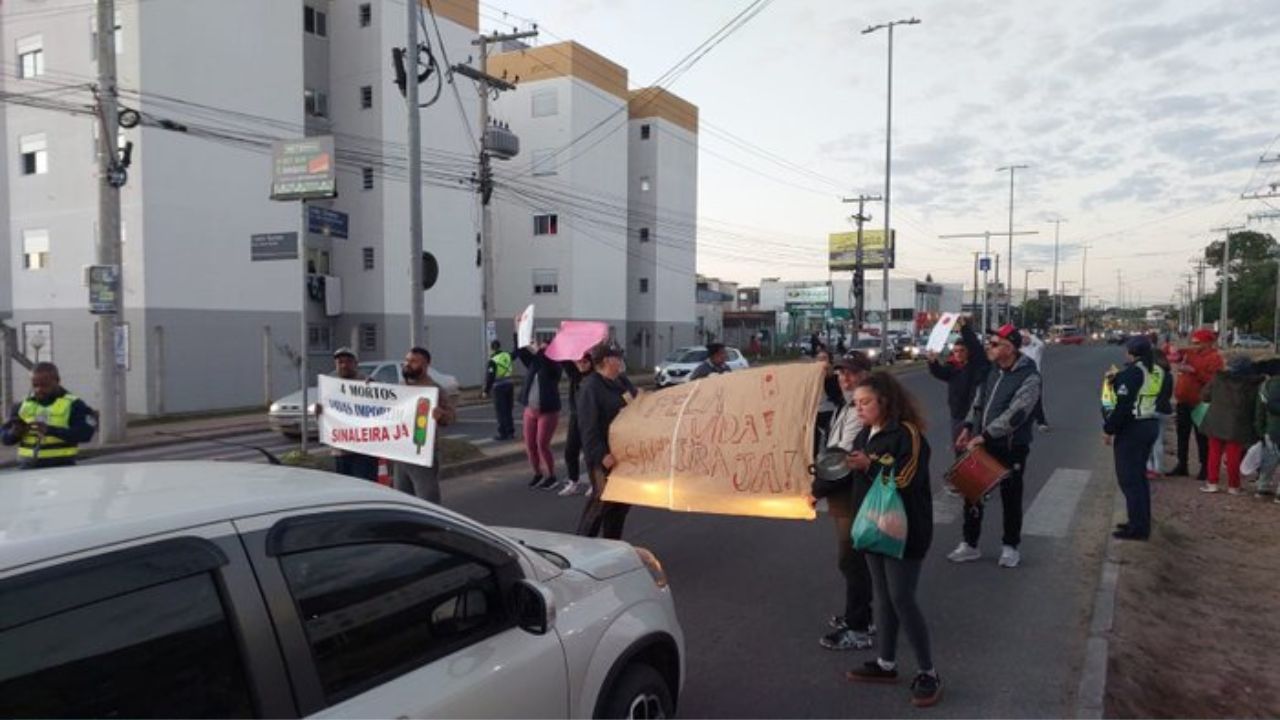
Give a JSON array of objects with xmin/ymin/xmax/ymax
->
[{"xmin": 1124, "ymin": 335, "xmax": 1152, "ymax": 356}]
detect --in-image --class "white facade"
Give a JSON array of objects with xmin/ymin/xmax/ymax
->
[
  {"xmin": 488, "ymin": 42, "xmax": 630, "ymax": 346},
  {"xmin": 1, "ymin": 0, "xmax": 484, "ymax": 415}
]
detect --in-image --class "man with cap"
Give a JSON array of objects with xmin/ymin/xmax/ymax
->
[
  {"xmin": 575, "ymin": 343, "xmax": 636, "ymax": 539},
  {"xmin": 807, "ymin": 351, "xmax": 878, "ymax": 651},
  {"xmin": 951, "ymin": 323, "xmax": 1042, "ymax": 568},
  {"xmin": 2, "ymin": 362, "xmax": 97, "ymax": 469},
  {"xmin": 1170, "ymin": 328, "xmax": 1223, "ymax": 479},
  {"xmin": 1103, "ymin": 336, "xmax": 1165, "ymax": 540},
  {"xmin": 327, "ymin": 347, "xmax": 378, "ymax": 482}
]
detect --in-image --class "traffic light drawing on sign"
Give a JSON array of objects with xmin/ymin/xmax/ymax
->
[{"xmin": 414, "ymin": 396, "xmax": 431, "ymax": 454}]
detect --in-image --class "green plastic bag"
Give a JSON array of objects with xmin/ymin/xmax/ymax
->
[
  {"xmin": 852, "ymin": 466, "xmax": 908, "ymax": 559},
  {"xmin": 1191, "ymin": 402, "xmax": 1210, "ymax": 428}
]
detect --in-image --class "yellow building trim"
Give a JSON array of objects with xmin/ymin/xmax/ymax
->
[
  {"xmin": 423, "ymin": 0, "xmax": 477, "ymax": 32},
  {"xmin": 489, "ymin": 41, "xmax": 629, "ymax": 101},
  {"xmin": 629, "ymin": 87, "xmax": 698, "ymax": 135}
]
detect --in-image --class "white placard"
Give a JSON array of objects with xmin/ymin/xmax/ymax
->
[
  {"xmin": 926, "ymin": 313, "xmax": 961, "ymax": 353},
  {"xmin": 516, "ymin": 304, "xmax": 535, "ymax": 348},
  {"xmin": 319, "ymin": 376, "xmax": 439, "ymax": 467}
]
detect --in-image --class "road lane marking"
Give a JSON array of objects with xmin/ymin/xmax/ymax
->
[{"xmin": 1023, "ymin": 468, "xmax": 1092, "ymax": 537}]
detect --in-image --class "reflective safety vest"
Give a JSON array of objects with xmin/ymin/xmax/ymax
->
[
  {"xmin": 16, "ymin": 394, "xmax": 80, "ymax": 460},
  {"xmin": 1135, "ymin": 365, "xmax": 1165, "ymax": 420},
  {"xmin": 491, "ymin": 351, "xmax": 513, "ymax": 380}
]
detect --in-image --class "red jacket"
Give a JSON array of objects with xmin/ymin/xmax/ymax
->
[{"xmin": 1174, "ymin": 346, "xmax": 1224, "ymax": 406}]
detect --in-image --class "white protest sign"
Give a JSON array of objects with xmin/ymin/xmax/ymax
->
[
  {"xmin": 318, "ymin": 376, "xmax": 439, "ymax": 467},
  {"xmin": 926, "ymin": 313, "xmax": 960, "ymax": 353},
  {"xmin": 517, "ymin": 304, "xmax": 535, "ymax": 348}
]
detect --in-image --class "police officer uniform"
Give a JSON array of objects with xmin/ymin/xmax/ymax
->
[
  {"xmin": 1104, "ymin": 336, "xmax": 1164, "ymax": 540},
  {"xmin": 485, "ymin": 344, "xmax": 516, "ymax": 440},
  {"xmin": 3, "ymin": 388, "xmax": 98, "ymax": 469}
]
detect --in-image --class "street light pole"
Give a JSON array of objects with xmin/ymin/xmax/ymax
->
[
  {"xmin": 1213, "ymin": 225, "xmax": 1246, "ymax": 347},
  {"xmin": 997, "ymin": 164, "xmax": 1029, "ymax": 324},
  {"xmin": 1050, "ymin": 218, "xmax": 1066, "ymax": 325},
  {"xmin": 1022, "ymin": 267, "xmax": 1041, "ymax": 326},
  {"xmin": 864, "ymin": 17, "xmax": 920, "ymax": 355}
]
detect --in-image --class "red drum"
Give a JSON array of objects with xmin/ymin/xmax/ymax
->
[{"xmin": 944, "ymin": 447, "xmax": 1011, "ymax": 502}]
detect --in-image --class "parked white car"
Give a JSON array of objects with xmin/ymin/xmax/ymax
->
[
  {"xmin": 269, "ymin": 360, "xmax": 460, "ymax": 437},
  {"xmin": 653, "ymin": 346, "xmax": 750, "ymax": 387},
  {"xmin": 0, "ymin": 463, "xmax": 684, "ymax": 719},
  {"xmin": 1232, "ymin": 333, "xmax": 1271, "ymax": 349}
]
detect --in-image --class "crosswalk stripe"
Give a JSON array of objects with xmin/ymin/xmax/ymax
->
[{"xmin": 1023, "ymin": 468, "xmax": 1092, "ymax": 538}]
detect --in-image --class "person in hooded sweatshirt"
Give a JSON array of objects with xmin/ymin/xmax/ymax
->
[{"xmin": 1198, "ymin": 354, "xmax": 1263, "ymax": 495}]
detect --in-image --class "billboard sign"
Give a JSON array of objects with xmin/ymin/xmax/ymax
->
[
  {"xmin": 829, "ymin": 229, "xmax": 896, "ymax": 271},
  {"xmin": 270, "ymin": 136, "xmax": 337, "ymax": 201},
  {"xmin": 784, "ymin": 285, "xmax": 831, "ymax": 306}
]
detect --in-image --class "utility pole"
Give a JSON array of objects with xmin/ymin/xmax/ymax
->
[
  {"xmin": 1050, "ymin": 218, "xmax": 1066, "ymax": 326},
  {"xmin": 1116, "ymin": 269, "xmax": 1123, "ymax": 310},
  {"xmin": 1022, "ymin": 267, "xmax": 1041, "ymax": 326},
  {"xmin": 863, "ymin": 16, "xmax": 920, "ymax": 357},
  {"xmin": 1194, "ymin": 258, "xmax": 1206, "ymax": 328},
  {"xmin": 1213, "ymin": 225, "xmax": 1246, "ymax": 347},
  {"xmin": 1080, "ymin": 243, "xmax": 1092, "ymax": 328},
  {"xmin": 460, "ymin": 28, "xmax": 537, "ymax": 362},
  {"xmin": 95, "ymin": 0, "xmax": 126, "ymax": 442},
  {"xmin": 1247, "ymin": 211, "xmax": 1280, "ymax": 345},
  {"xmin": 842, "ymin": 194, "xmax": 882, "ymax": 342},
  {"xmin": 971, "ymin": 252, "xmax": 980, "ymax": 313},
  {"xmin": 938, "ymin": 230, "xmax": 1038, "ymax": 330},
  {"xmin": 406, "ymin": 0, "xmax": 425, "ymax": 348},
  {"xmin": 997, "ymin": 163, "xmax": 1030, "ymax": 322}
]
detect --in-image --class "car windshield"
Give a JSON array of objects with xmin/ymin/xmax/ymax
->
[
  {"xmin": 855, "ymin": 339, "xmax": 880, "ymax": 348},
  {"xmin": 676, "ymin": 350, "xmax": 709, "ymax": 363}
]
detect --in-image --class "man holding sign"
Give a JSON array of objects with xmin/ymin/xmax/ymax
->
[
  {"xmin": 392, "ymin": 347, "xmax": 456, "ymax": 503},
  {"xmin": 925, "ymin": 315, "xmax": 989, "ymax": 456}
]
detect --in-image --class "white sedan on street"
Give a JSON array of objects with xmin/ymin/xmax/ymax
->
[
  {"xmin": 0, "ymin": 463, "xmax": 685, "ymax": 719},
  {"xmin": 654, "ymin": 346, "xmax": 750, "ymax": 387},
  {"xmin": 268, "ymin": 360, "xmax": 460, "ymax": 437}
]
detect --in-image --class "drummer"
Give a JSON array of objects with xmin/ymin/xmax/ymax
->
[{"xmin": 807, "ymin": 351, "xmax": 877, "ymax": 651}]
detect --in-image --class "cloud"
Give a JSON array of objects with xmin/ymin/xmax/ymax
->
[{"xmin": 1082, "ymin": 171, "xmax": 1169, "ymax": 210}]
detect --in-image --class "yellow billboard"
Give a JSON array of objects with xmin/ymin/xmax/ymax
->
[{"xmin": 829, "ymin": 229, "xmax": 895, "ymax": 271}]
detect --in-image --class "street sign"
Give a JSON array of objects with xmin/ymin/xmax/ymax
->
[
  {"xmin": 88, "ymin": 265, "xmax": 120, "ymax": 315},
  {"xmin": 979, "ymin": 257, "xmax": 992, "ymax": 272},
  {"xmin": 251, "ymin": 232, "xmax": 300, "ymax": 261},
  {"xmin": 307, "ymin": 205, "xmax": 349, "ymax": 238},
  {"xmin": 270, "ymin": 137, "xmax": 337, "ymax": 201}
]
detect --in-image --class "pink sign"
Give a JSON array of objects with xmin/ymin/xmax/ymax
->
[{"xmin": 545, "ymin": 321, "xmax": 609, "ymax": 362}]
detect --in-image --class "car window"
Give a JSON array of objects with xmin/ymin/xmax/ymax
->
[
  {"xmin": 373, "ymin": 364, "xmax": 399, "ymax": 384},
  {"xmin": 280, "ymin": 542, "xmax": 505, "ymax": 705},
  {"xmin": 727, "ymin": 350, "xmax": 742, "ymax": 362},
  {"xmin": 677, "ymin": 350, "xmax": 709, "ymax": 363},
  {"xmin": 0, "ymin": 573, "xmax": 253, "ymax": 718}
]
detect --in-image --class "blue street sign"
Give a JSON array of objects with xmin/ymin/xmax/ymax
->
[
  {"xmin": 307, "ymin": 205, "xmax": 349, "ymax": 238},
  {"xmin": 979, "ymin": 257, "xmax": 991, "ymax": 272}
]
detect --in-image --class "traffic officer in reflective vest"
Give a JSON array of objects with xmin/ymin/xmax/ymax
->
[
  {"xmin": 1103, "ymin": 336, "xmax": 1164, "ymax": 541},
  {"xmin": 483, "ymin": 340, "xmax": 516, "ymax": 441},
  {"xmin": 2, "ymin": 363, "xmax": 98, "ymax": 469}
]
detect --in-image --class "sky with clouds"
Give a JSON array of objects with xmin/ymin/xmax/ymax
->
[{"xmin": 479, "ymin": 0, "xmax": 1280, "ymax": 308}]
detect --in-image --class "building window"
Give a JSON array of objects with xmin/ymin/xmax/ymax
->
[
  {"xmin": 19, "ymin": 134, "xmax": 48, "ymax": 176},
  {"xmin": 640, "ymin": 123, "xmax": 651, "ymax": 140},
  {"xmin": 530, "ymin": 149, "xmax": 557, "ymax": 177},
  {"xmin": 307, "ymin": 324, "xmax": 332, "ymax": 351},
  {"xmin": 304, "ymin": 6, "xmax": 327, "ymax": 37},
  {"xmin": 304, "ymin": 88, "xmax": 328, "ymax": 118},
  {"xmin": 890, "ymin": 308, "xmax": 914, "ymax": 321},
  {"xmin": 17, "ymin": 37, "xmax": 44, "ymax": 79},
  {"xmin": 533, "ymin": 269, "xmax": 559, "ymax": 295},
  {"xmin": 531, "ymin": 88, "xmax": 558, "ymax": 118},
  {"xmin": 359, "ymin": 323, "xmax": 378, "ymax": 353},
  {"xmin": 362, "ymin": 167, "xmax": 374, "ymax": 190},
  {"xmin": 639, "ymin": 227, "xmax": 650, "ymax": 242},
  {"xmin": 360, "ymin": 85, "xmax": 373, "ymax": 109},
  {"xmin": 22, "ymin": 229, "xmax": 49, "ymax": 270},
  {"xmin": 362, "ymin": 246, "xmax": 375, "ymax": 270},
  {"xmin": 358, "ymin": 3, "xmax": 372, "ymax": 27},
  {"xmin": 533, "ymin": 213, "xmax": 558, "ymax": 236},
  {"xmin": 639, "ymin": 278, "xmax": 650, "ymax": 294},
  {"xmin": 640, "ymin": 176, "xmax": 651, "ymax": 192}
]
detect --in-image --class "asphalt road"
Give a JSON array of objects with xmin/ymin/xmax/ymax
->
[{"xmin": 437, "ymin": 345, "xmax": 1127, "ymax": 718}]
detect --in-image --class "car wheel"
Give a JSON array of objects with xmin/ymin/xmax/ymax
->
[{"xmin": 601, "ymin": 663, "xmax": 673, "ymax": 720}]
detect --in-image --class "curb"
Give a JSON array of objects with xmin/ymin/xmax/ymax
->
[
  {"xmin": 1074, "ymin": 492, "xmax": 1126, "ymax": 719},
  {"xmin": 440, "ymin": 440, "xmax": 568, "ymax": 481}
]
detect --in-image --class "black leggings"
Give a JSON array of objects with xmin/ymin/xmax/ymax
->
[{"xmin": 866, "ymin": 553, "xmax": 934, "ymax": 670}]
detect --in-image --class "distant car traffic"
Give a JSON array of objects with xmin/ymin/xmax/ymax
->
[
  {"xmin": 0, "ymin": 463, "xmax": 685, "ymax": 719},
  {"xmin": 1232, "ymin": 333, "xmax": 1271, "ymax": 349},
  {"xmin": 268, "ymin": 360, "xmax": 460, "ymax": 438},
  {"xmin": 654, "ymin": 346, "xmax": 749, "ymax": 387},
  {"xmin": 849, "ymin": 337, "xmax": 895, "ymax": 365},
  {"xmin": 1057, "ymin": 334, "xmax": 1087, "ymax": 346}
]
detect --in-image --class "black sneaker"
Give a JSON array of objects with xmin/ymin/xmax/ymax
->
[
  {"xmin": 911, "ymin": 672, "xmax": 943, "ymax": 707},
  {"xmin": 820, "ymin": 628, "xmax": 873, "ymax": 651},
  {"xmin": 828, "ymin": 615, "xmax": 877, "ymax": 635},
  {"xmin": 528, "ymin": 473, "xmax": 544, "ymax": 488},
  {"xmin": 846, "ymin": 660, "xmax": 899, "ymax": 684},
  {"xmin": 536, "ymin": 475, "xmax": 560, "ymax": 490}
]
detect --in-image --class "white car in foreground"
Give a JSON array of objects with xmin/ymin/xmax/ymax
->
[
  {"xmin": 654, "ymin": 346, "xmax": 750, "ymax": 387},
  {"xmin": 0, "ymin": 463, "xmax": 684, "ymax": 719}
]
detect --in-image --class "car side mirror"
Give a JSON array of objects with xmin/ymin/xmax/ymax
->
[{"xmin": 512, "ymin": 579, "xmax": 556, "ymax": 635}]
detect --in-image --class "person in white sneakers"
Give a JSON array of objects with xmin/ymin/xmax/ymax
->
[{"xmin": 951, "ymin": 324, "xmax": 1042, "ymax": 568}]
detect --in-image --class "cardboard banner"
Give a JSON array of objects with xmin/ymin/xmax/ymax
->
[
  {"xmin": 546, "ymin": 320, "xmax": 609, "ymax": 361},
  {"xmin": 516, "ymin": 304, "xmax": 535, "ymax": 349},
  {"xmin": 602, "ymin": 363, "xmax": 824, "ymax": 520},
  {"xmin": 926, "ymin": 313, "xmax": 960, "ymax": 353},
  {"xmin": 318, "ymin": 376, "xmax": 439, "ymax": 467}
]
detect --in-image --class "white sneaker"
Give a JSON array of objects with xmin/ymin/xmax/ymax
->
[
  {"xmin": 1200, "ymin": 483, "xmax": 1220, "ymax": 494},
  {"xmin": 584, "ymin": 483, "xmax": 594, "ymax": 498},
  {"xmin": 556, "ymin": 481, "xmax": 583, "ymax": 497},
  {"xmin": 946, "ymin": 542, "xmax": 982, "ymax": 563},
  {"xmin": 999, "ymin": 545, "xmax": 1021, "ymax": 568}
]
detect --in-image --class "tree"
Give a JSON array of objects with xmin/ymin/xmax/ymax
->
[
  {"xmin": 1201, "ymin": 230, "xmax": 1278, "ymax": 337},
  {"xmin": 1020, "ymin": 297, "xmax": 1052, "ymax": 330}
]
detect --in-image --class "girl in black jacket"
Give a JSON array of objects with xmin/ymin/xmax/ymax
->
[{"xmin": 842, "ymin": 372, "xmax": 942, "ymax": 708}]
